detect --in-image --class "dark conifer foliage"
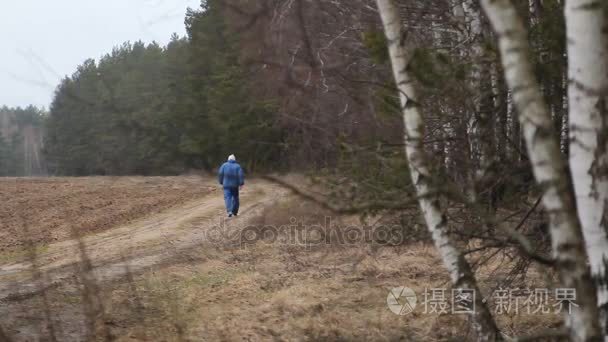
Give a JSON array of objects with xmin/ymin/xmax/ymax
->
[{"xmin": 44, "ymin": 1, "xmax": 283, "ymax": 175}]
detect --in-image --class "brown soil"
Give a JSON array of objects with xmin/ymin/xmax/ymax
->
[{"xmin": 0, "ymin": 176, "xmax": 216, "ymax": 251}]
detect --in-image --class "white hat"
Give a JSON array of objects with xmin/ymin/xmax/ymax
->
[{"xmin": 228, "ymin": 154, "xmax": 236, "ymax": 161}]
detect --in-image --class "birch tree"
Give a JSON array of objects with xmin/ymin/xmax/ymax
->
[
  {"xmin": 480, "ymin": 0, "xmax": 602, "ymax": 340},
  {"xmin": 375, "ymin": 0, "xmax": 499, "ymax": 339},
  {"xmin": 565, "ymin": 0, "xmax": 608, "ymax": 333},
  {"xmin": 462, "ymin": 0, "xmax": 494, "ymax": 184}
]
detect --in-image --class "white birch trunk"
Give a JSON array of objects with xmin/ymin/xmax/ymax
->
[
  {"xmin": 461, "ymin": 1, "xmax": 487, "ymax": 176},
  {"xmin": 480, "ymin": 0, "xmax": 603, "ymax": 340},
  {"xmin": 375, "ymin": 0, "xmax": 499, "ymax": 340},
  {"xmin": 565, "ymin": 0, "xmax": 608, "ymax": 334},
  {"xmin": 561, "ymin": 70, "xmax": 569, "ymax": 154},
  {"xmin": 454, "ymin": 0, "xmax": 495, "ymax": 202}
]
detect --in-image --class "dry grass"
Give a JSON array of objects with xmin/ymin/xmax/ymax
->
[{"xmin": 92, "ymin": 199, "xmax": 559, "ymax": 341}]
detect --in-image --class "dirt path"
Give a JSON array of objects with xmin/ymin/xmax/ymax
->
[{"xmin": 0, "ymin": 180, "xmax": 287, "ymax": 303}]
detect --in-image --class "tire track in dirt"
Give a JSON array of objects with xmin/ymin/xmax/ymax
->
[{"xmin": 0, "ymin": 180, "xmax": 286, "ymax": 302}]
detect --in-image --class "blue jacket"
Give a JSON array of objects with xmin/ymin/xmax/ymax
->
[{"xmin": 218, "ymin": 160, "xmax": 245, "ymax": 188}]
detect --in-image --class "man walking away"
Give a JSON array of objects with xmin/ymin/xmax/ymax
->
[{"xmin": 218, "ymin": 154, "xmax": 245, "ymax": 217}]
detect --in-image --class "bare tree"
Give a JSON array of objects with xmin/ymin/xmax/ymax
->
[
  {"xmin": 565, "ymin": 0, "xmax": 608, "ymax": 333},
  {"xmin": 481, "ymin": 0, "xmax": 602, "ymax": 340},
  {"xmin": 452, "ymin": 0, "xmax": 495, "ymax": 198},
  {"xmin": 375, "ymin": 0, "xmax": 500, "ymax": 339}
]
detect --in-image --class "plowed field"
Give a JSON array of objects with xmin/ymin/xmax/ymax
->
[{"xmin": 0, "ymin": 176, "xmax": 216, "ymax": 250}]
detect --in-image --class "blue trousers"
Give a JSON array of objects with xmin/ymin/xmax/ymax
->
[{"xmin": 223, "ymin": 187, "xmax": 240, "ymax": 215}]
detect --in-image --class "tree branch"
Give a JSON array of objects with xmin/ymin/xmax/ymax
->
[{"xmin": 261, "ymin": 175, "xmax": 421, "ymax": 214}]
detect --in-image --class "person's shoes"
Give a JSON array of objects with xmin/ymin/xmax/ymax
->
[
  {"xmin": 228, "ymin": 213, "xmax": 233, "ymax": 218},
  {"xmin": 233, "ymin": 213, "xmax": 238, "ymax": 217}
]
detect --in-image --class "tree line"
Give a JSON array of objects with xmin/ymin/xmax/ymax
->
[
  {"xmin": 43, "ymin": 1, "xmax": 283, "ymax": 175},
  {"xmin": 0, "ymin": 105, "xmax": 46, "ymax": 176}
]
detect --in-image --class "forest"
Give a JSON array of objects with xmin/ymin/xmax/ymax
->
[
  {"xmin": 37, "ymin": 0, "xmax": 569, "ymax": 180},
  {"xmin": 0, "ymin": 106, "xmax": 45, "ymax": 176},
  {"xmin": 1, "ymin": 0, "xmax": 608, "ymax": 340},
  {"xmin": 43, "ymin": 2, "xmax": 283, "ymax": 175}
]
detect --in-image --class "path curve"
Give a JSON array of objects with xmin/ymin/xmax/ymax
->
[{"xmin": 0, "ymin": 180, "xmax": 286, "ymax": 302}]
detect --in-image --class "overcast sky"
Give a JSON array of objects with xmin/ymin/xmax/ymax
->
[{"xmin": 0, "ymin": 0, "xmax": 201, "ymax": 108}]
